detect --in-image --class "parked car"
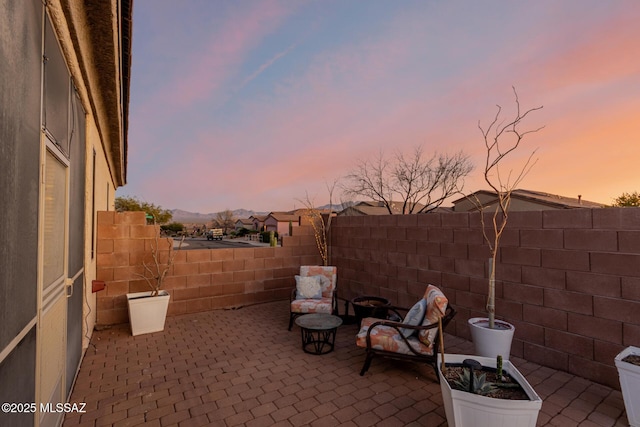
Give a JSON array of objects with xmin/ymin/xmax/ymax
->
[{"xmin": 206, "ymin": 228, "xmax": 223, "ymax": 241}]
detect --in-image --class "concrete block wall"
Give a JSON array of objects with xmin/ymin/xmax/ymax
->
[
  {"xmin": 330, "ymin": 208, "xmax": 640, "ymax": 389},
  {"xmin": 96, "ymin": 211, "xmax": 321, "ymax": 326}
]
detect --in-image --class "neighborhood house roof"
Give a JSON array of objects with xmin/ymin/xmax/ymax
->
[
  {"xmin": 338, "ymin": 201, "xmax": 427, "ymax": 215},
  {"xmin": 452, "ymin": 189, "xmax": 606, "ymax": 211},
  {"xmin": 267, "ymin": 212, "xmax": 300, "ymax": 222}
]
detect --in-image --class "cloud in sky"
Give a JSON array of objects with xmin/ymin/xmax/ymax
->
[
  {"xmin": 122, "ymin": 0, "xmax": 640, "ymax": 213},
  {"xmin": 240, "ymin": 42, "xmax": 298, "ymax": 88}
]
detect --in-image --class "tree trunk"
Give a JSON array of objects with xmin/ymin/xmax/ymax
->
[{"xmin": 488, "ymin": 257, "xmax": 496, "ymax": 329}]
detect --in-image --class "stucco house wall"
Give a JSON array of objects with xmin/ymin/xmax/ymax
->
[{"xmin": 0, "ymin": 1, "xmax": 131, "ymax": 425}]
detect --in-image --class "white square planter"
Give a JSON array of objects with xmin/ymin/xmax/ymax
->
[
  {"xmin": 126, "ymin": 290, "xmax": 170, "ymax": 336},
  {"xmin": 615, "ymin": 346, "xmax": 640, "ymax": 427},
  {"xmin": 438, "ymin": 354, "xmax": 542, "ymax": 427}
]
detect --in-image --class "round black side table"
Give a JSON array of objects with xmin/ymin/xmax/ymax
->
[{"xmin": 294, "ymin": 313, "xmax": 343, "ymax": 355}]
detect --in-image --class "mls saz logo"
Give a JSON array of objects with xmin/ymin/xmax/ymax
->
[{"xmin": 41, "ymin": 402, "xmax": 87, "ymax": 413}]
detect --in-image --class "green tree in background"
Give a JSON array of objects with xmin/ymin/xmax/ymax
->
[
  {"xmin": 161, "ymin": 222, "xmax": 185, "ymax": 234},
  {"xmin": 613, "ymin": 191, "xmax": 640, "ymax": 207},
  {"xmin": 115, "ymin": 196, "xmax": 173, "ymax": 224}
]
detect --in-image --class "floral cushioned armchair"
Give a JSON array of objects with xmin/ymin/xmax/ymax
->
[
  {"xmin": 356, "ymin": 284, "xmax": 456, "ymax": 380},
  {"xmin": 288, "ymin": 266, "xmax": 338, "ymax": 331}
]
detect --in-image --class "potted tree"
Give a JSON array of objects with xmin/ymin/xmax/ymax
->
[
  {"xmin": 615, "ymin": 346, "xmax": 640, "ymax": 426},
  {"xmin": 467, "ymin": 87, "xmax": 544, "ymax": 360},
  {"xmin": 127, "ymin": 221, "xmax": 183, "ymax": 336},
  {"xmin": 437, "ymin": 319, "xmax": 542, "ymax": 427}
]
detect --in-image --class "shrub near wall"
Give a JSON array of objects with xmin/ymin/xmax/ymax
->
[
  {"xmin": 330, "ymin": 208, "xmax": 640, "ymax": 389},
  {"xmin": 95, "ymin": 211, "xmax": 321, "ymax": 326}
]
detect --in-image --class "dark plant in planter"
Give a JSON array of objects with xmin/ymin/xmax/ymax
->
[
  {"xmin": 453, "ymin": 361, "xmax": 496, "ymax": 395},
  {"xmin": 444, "ymin": 355, "xmax": 529, "ymax": 400}
]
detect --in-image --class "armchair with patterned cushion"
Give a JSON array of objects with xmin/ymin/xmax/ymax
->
[
  {"xmin": 288, "ymin": 266, "xmax": 338, "ymax": 331},
  {"xmin": 356, "ymin": 284, "xmax": 456, "ymax": 380}
]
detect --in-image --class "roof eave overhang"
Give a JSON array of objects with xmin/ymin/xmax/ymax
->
[{"xmin": 55, "ymin": 0, "xmax": 132, "ymax": 187}]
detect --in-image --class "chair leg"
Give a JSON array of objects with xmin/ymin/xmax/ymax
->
[
  {"xmin": 432, "ymin": 362, "xmax": 441, "ymax": 383},
  {"xmin": 289, "ymin": 312, "xmax": 299, "ymax": 330},
  {"xmin": 360, "ymin": 352, "xmax": 374, "ymax": 376}
]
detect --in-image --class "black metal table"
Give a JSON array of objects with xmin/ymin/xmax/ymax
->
[{"xmin": 294, "ymin": 313, "xmax": 343, "ymax": 355}]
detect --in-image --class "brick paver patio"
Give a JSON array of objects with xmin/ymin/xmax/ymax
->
[{"xmin": 63, "ymin": 300, "xmax": 629, "ymax": 426}]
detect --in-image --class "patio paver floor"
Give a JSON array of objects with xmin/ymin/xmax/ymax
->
[{"xmin": 63, "ymin": 300, "xmax": 630, "ymax": 426}]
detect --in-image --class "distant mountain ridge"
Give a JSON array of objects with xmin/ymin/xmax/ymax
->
[{"xmin": 170, "ymin": 208, "xmax": 268, "ymax": 224}]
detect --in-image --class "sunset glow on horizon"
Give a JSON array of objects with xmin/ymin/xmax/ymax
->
[{"xmin": 121, "ymin": 0, "xmax": 640, "ymax": 213}]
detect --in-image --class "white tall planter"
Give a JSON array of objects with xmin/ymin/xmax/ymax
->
[
  {"xmin": 615, "ymin": 346, "xmax": 640, "ymax": 427},
  {"xmin": 438, "ymin": 354, "xmax": 542, "ymax": 427},
  {"xmin": 468, "ymin": 317, "xmax": 515, "ymax": 360},
  {"xmin": 126, "ymin": 290, "xmax": 170, "ymax": 336}
]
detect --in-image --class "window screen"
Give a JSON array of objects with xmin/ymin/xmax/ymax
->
[
  {"xmin": 43, "ymin": 149, "xmax": 67, "ymax": 289},
  {"xmin": 43, "ymin": 17, "xmax": 70, "ymax": 156}
]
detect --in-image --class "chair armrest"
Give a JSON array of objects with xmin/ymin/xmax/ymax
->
[
  {"xmin": 290, "ymin": 288, "xmax": 297, "ymax": 302},
  {"xmin": 365, "ymin": 319, "xmax": 405, "ymax": 344},
  {"xmin": 365, "ymin": 317, "xmax": 445, "ymax": 356},
  {"xmin": 366, "ymin": 318, "xmax": 441, "ymax": 335},
  {"xmin": 383, "ymin": 306, "xmax": 455, "ymax": 335}
]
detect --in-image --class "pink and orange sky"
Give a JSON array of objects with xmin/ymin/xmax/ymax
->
[{"xmin": 121, "ymin": 0, "xmax": 640, "ymax": 213}]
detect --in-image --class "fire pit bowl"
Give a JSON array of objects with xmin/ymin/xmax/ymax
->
[{"xmin": 351, "ymin": 296, "xmax": 391, "ymax": 323}]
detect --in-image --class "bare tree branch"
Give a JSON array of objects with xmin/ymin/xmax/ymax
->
[
  {"xmin": 297, "ymin": 179, "xmax": 338, "ymax": 266},
  {"xmin": 135, "ymin": 218, "xmax": 184, "ymax": 296},
  {"xmin": 469, "ymin": 87, "xmax": 544, "ymax": 328},
  {"xmin": 342, "ymin": 146, "xmax": 473, "ymax": 214},
  {"xmin": 343, "ymin": 151, "xmax": 395, "ymax": 214},
  {"xmin": 414, "ymin": 151, "xmax": 474, "ymax": 213}
]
